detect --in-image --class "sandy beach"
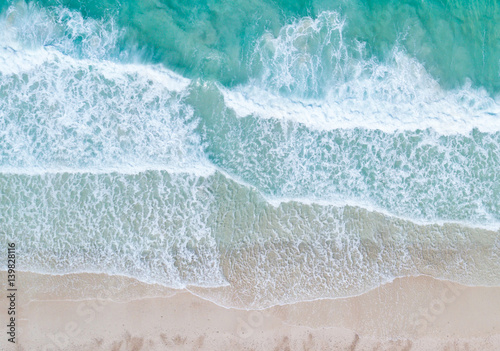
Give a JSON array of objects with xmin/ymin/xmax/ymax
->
[{"xmin": 1, "ymin": 271, "xmax": 499, "ymax": 350}]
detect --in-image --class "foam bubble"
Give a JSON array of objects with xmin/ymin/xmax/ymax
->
[
  {"xmin": 1, "ymin": 3, "xmax": 499, "ymax": 309},
  {"xmin": 0, "ymin": 2, "xmax": 199, "ymax": 171},
  {"xmin": 2, "ymin": 169, "xmax": 499, "ymax": 307},
  {"xmin": 196, "ymin": 84, "xmax": 500, "ymax": 225},
  {"xmin": 237, "ymin": 11, "xmax": 500, "ymax": 134},
  {"xmin": 1, "ymin": 169, "xmax": 499, "ymax": 307},
  {"xmin": 0, "ymin": 1, "xmax": 124, "ymax": 61},
  {"xmin": 0, "ymin": 170, "xmax": 227, "ymax": 288},
  {"xmin": 0, "ymin": 46, "xmax": 198, "ymax": 169}
]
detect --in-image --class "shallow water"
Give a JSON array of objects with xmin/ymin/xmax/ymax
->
[{"xmin": 0, "ymin": 0, "xmax": 499, "ymax": 308}]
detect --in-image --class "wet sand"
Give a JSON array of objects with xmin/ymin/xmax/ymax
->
[{"xmin": 1, "ymin": 271, "xmax": 499, "ymax": 350}]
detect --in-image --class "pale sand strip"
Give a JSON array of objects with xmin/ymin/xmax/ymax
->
[{"xmin": 1, "ymin": 271, "xmax": 499, "ymax": 350}]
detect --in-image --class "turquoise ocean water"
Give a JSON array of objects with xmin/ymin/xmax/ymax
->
[{"xmin": 0, "ymin": 0, "xmax": 499, "ymax": 308}]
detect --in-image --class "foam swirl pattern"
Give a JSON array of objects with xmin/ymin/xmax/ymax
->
[{"xmin": 0, "ymin": 1, "xmax": 499, "ymax": 307}]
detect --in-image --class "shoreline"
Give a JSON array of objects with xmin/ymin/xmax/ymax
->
[
  {"xmin": 12, "ymin": 269, "xmax": 500, "ymax": 306},
  {"xmin": 1, "ymin": 271, "xmax": 499, "ymax": 350}
]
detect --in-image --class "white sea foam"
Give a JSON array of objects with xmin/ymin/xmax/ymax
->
[
  {"xmin": 1, "ymin": 168, "xmax": 499, "ymax": 307},
  {"xmin": 0, "ymin": 47, "xmax": 190, "ymax": 91},
  {"xmin": 264, "ymin": 194, "xmax": 500, "ymax": 232},
  {"xmin": 221, "ymin": 80, "xmax": 500, "ymax": 134},
  {"xmin": 0, "ymin": 45, "xmax": 199, "ymax": 169},
  {"xmin": 0, "ymin": 170, "xmax": 228, "ymax": 288},
  {"xmin": 0, "ymin": 2, "xmax": 199, "ymax": 170},
  {"xmin": 229, "ymin": 12, "xmax": 500, "ymax": 134},
  {"xmin": 0, "ymin": 163, "xmax": 215, "ymax": 177},
  {"xmin": 1, "ymin": 4, "xmax": 499, "ymax": 308}
]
